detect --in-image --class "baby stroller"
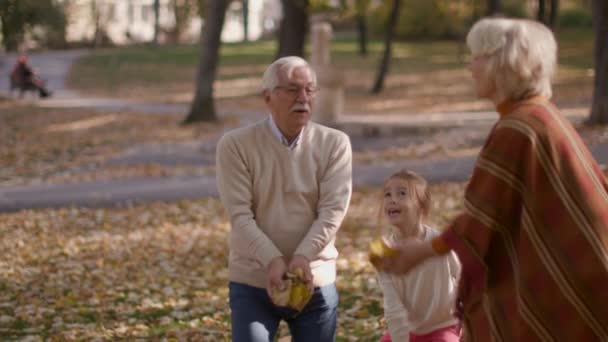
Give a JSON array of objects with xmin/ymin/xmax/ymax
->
[{"xmin": 9, "ymin": 56, "xmax": 52, "ymax": 98}]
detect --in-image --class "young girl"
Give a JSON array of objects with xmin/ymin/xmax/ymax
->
[{"xmin": 374, "ymin": 170, "xmax": 461, "ymax": 342}]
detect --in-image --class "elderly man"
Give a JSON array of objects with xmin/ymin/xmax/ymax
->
[{"xmin": 216, "ymin": 56, "xmax": 352, "ymax": 341}]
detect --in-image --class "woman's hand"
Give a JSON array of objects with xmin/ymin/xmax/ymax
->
[{"xmin": 376, "ymin": 238, "xmax": 437, "ymax": 275}]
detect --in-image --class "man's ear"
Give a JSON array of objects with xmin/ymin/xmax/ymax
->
[{"xmin": 263, "ymin": 90, "xmax": 271, "ymax": 105}]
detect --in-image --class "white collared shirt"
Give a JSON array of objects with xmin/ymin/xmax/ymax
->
[{"xmin": 268, "ymin": 115, "xmax": 303, "ymax": 150}]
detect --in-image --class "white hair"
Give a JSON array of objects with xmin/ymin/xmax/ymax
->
[
  {"xmin": 261, "ymin": 56, "xmax": 317, "ymax": 91},
  {"xmin": 467, "ymin": 17, "xmax": 557, "ymax": 102}
]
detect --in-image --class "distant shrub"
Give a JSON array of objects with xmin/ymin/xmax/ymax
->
[
  {"xmin": 501, "ymin": 0, "xmax": 528, "ymax": 18},
  {"xmin": 368, "ymin": 0, "xmax": 527, "ymax": 40},
  {"xmin": 369, "ymin": 0, "xmax": 471, "ymax": 40},
  {"xmin": 559, "ymin": 7, "xmax": 593, "ymax": 28}
]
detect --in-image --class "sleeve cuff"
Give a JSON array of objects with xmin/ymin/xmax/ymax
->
[{"xmin": 431, "ymin": 236, "xmax": 451, "ymax": 255}]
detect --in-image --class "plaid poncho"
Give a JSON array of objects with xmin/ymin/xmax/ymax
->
[{"xmin": 441, "ymin": 97, "xmax": 608, "ymax": 341}]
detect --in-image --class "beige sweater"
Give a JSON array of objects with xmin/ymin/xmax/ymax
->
[
  {"xmin": 216, "ymin": 118, "xmax": 352, "ymax": 288},
  {"xmin": 379, "ymin": 227, "xmax": 461, "ymax": 341}
]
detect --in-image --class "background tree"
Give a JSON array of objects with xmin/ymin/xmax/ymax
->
[
  {"xmin": 371, "ymin": 0, "xmax": 401, "ymax": 94},
  {"xmin": 587, "ymin": 0, "xmax": 608, "ymax": 124},
  {"xmin": 242, "ymin": 0, "xmax": 249, "ymax": 41},
  {"xmin": 487, "ymin": 0, "xmax": 501, "ymax": 15},
  {"xmin": 0, "ymin": 0, "xmax": 28, "ymax": 51},
  {"xmin": 0, "ymin": 0, "xmax": 67, "ymax": 51},
  {"xmin": 276, "ymin": 0, "xmax": 309, "ymax": 58},
  {"xmin": 169, "ymin": 0, "xmax": 197, "ymax": 43},
  {"xmin": 183, "ymin": 0, "xmax": 230, "ymax": 123},
  {"xmin": 91, "ymin": 0, "xmax": 113, "ymax": 47},
  {"xmin": 354, "ymin": 0, "xmax": 371, "ymax": 57},
  {"xmin": 538, "ymin": 0, "xmax": 546, "ymax": 21},
  {"xmin": 537, "ymin": 0, "xmax": 560, "ymax": 29},
  {"xmin": 153, "ymin": 0, "xmax": 160, "ymax": 45}
]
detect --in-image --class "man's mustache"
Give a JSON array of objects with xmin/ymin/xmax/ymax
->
[{"xmin": 290, "ymin": 104, "xmax": 310, "ymax": 112}]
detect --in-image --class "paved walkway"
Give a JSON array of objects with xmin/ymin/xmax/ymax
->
[{"xmin": 0, "ymin": 50, "xmax": 601, "ymax": 211}]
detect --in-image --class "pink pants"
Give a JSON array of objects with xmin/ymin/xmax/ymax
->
[{"xmin": 380, "ymin": 324, "xmax": 460, "ymax": 342}]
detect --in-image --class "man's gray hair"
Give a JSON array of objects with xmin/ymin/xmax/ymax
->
[
  {"xmin": 262, "ymin": 56, "xmax": 317, "ymax": 91},
  {"xmin": 467, "ymin": 17, "xmax": 557, "ymax": 102}
]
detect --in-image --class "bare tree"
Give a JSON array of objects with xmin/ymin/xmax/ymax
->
[
  {"xmin": 242, "ymin": 0, "xmax": 249, "ymax": 41},
  {"xmin": 587, "ymin": 0, "xmax": 608, "ymax": 124},
  {"xmin": 355, "ymin": 0, "xmax": 369, "ymax": 57},
  {"xmin": 537, "ymin": 0, "xmax": 560, "ymax": 29},
  {"xmin": 153, "ymin": 0, "xmax": 160, "ymax": 45},
  {"xmin": 370, "ymin": 0, "xmax": 401, "ymax": 94},
  {"xmin": 487, "ymin": 0, "xmax": 501, "ymax": 15},
  {"xmin": 183, "ymin": 0, "xmax": 229, "ymax": 123},
  {"xmin": 91, "ymin": 0, "xmax": 111, "ymax": 47},
  {"xmin": 276, "ymin": 0, "xmax": 309, "ymax": 58},
  {"xmin": 169, "ymin": 0, "xmax": 196, "ymax": 43},
  {"xmin": 549, "ymin": 0, "xmax": 559, "ymax": 29},
  {"xmin": 537, "ymin": 0, "xmax": 546, "ymax": 22}
]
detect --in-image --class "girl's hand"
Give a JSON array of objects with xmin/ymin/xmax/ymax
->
[{"xmin": 376, "ymin": 238, "xmax": 436, "ymax": 275}]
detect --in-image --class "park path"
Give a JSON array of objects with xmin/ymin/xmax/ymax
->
[
  {"xmin": 1, "ymin": 50, "xmax": 192, "ymax": 114},
  {"xmin": 0, "ymin": 50, "xmax": 601, "ymax": 211}
]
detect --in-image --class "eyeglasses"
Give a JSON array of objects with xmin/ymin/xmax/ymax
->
[{"xmin": 274, "ymin": 85, "xmax": 319, "ymax": 99}]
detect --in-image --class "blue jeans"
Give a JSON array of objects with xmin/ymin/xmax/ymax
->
[{"xmin": 229, "ymin": 281, "xmax": 339, "ymax": 342}]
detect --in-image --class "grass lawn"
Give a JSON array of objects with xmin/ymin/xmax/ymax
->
[{"xmin": 67, "ymin": 28, "xmax": 595, "ymax": 115}]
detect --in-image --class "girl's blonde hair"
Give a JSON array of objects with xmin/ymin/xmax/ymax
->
[
  {"xmin": 466, "ymin": 17, "xmax": 557, "ymax": 102},
  {"xmin": 379, "ymin": 170, "xmax": 431, "ymax": 222}
]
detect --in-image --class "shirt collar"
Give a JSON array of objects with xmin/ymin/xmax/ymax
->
[{"xmin": 268, "ymin": 115, "xmax": 303, "ymax": 150}]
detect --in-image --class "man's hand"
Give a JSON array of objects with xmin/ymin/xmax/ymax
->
[
  {"xmin": 288, "ymin": 255, "xmax": 313, "ymax": 291},
  {"xmin": 266, "ymin": 256, "xmax": 288, "ymax": 299},
  {"xmin": 376, "ymin": 239, "xmax": 436, "ymax": 275}
]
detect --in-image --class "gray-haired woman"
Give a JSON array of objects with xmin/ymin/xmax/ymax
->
[{"xmin": 375, "ymin": 17, "xmax": 608, "ymax": 341}]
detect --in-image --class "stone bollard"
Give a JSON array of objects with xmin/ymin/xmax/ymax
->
[
  {"xmin": 314, "ymin": 66, "xmax": 345, "ymax": 126},
  {"xmin": 310, "ymin": 21, "xmax": 345, "ymax": 127},
  {"xmin": 311, "ymin": 22, "xmax": 332, "ymax": 67}
]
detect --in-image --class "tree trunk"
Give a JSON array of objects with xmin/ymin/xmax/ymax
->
[
  {"xmin": 276, "ymin": 0, "xmax": 309, "ymax": 59},
  {"xmin": 0, "ymin": 0, "xmax": 25, "ymax": 51},
  {"xmin": 183, "ymin": 0, "xmax": 229, "ymax": 124},
  {"xmin": 587, "ymin": 0, "xmax": 608, "ymax": 124},
  {"xmin": 549, "ymin": 0, "xmax": 559, "ymax": 29},
  {"xmin": 537, "ymin": 0, "xmax": 546, "ymax": 23},
  {"xmin": 242, "ymin": 0, "xmax": 249, "ymax": 41},
  {"xmin": 486, "ymin": 0, "xmax": 501, "ymax": 15},
  {"xmin": 92, "ymin": 0, "xmax": 101, "ymax": 48},
  {"xmin": 371, "ymin": 0, "xmax": 401, "ymax": 94},
  {"xmin": 153, "ymin": 0, "xmax": 160, "ymax": 45},
  {"xmin": 356, "ymin": 14, "xmax": 368, "ymax": 57}
]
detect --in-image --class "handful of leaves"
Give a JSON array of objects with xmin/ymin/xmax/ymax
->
[
  {"xmin": 270, "ymin": 268, "xmax": 313, "ymax": 311},
  {"xmin": 368, "ymin": 238, "xmax": 398, "ymax": 267}
]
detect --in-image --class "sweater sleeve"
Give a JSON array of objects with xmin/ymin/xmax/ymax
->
[
  {"xmin": 379, "ymin": 273, "xmax": 410, "ymax": 342},
  {"xmin": 439, "ymin": 119, "xmax": 534, "ymax": 310},
  {"xmin": 216, "ymin": 134, "xmax": 283, "ymax": 268},
  {"xmin": 294, "ymin": 133, "xmax": 353, "ymax": 261}
]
